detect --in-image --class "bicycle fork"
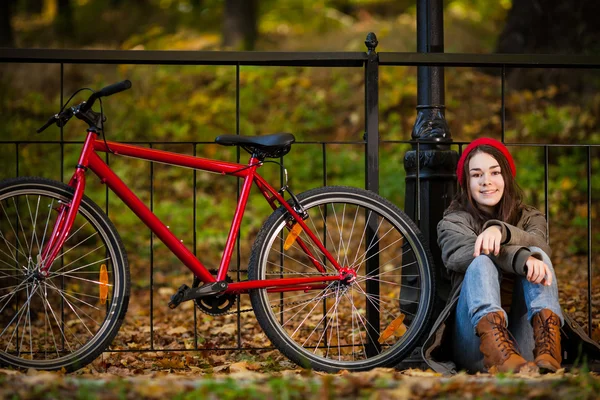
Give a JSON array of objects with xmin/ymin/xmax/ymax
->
[{"xmin": 39, "ymin": 130, "xmax": 96, "ymax": 276}]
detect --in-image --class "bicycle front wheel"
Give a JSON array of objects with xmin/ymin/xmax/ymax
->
[
  {"xmin": 0, "ymin": 177, "xmax": 129, "ymax": 371},
  {"xmin": 249, "ymin": 186, "xmax": 435, "ymax": 372}
]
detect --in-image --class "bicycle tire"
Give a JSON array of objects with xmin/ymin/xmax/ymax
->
[
  {"xmin": 0, "ymin": 177, "xmax": 130, "ymax": 371},
  {"xmin": 248, "ymin": 186, "xmax": 435, "ymax": 372}
]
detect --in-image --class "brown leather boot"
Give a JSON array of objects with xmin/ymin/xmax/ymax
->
[
  {"xmin": 476, "ymin": 312, "xmax": 539, "ymax": 374},
  {"xmin": 532, "ymin": 309, "xmax": 562, "ymax": 372}
]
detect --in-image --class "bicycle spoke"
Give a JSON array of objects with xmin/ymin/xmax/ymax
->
[
  {"xmin": 52, "ymin": 251, "xmax": 108, "ymax": 275},
  {"xmin": 17, "ymin": 284, "xmax": 34, "ymax": 357},
  {"xmin": 38, "ymin": 289, "xmax": 61, "ymax": 359},
  {"xmin": 288, "ymin": 286, "xmax": 334, "ymax": 339},
  {"xmin": 50, "ymin": 231, "xmax": 100, "ymax": 268},
  {"xmin": 38, "ymin": 199, "xmax": 55, "ymax": 259},
  {"xmin": 350, "ymin": 209, "xmax": 373, "ymax": 267},
  {"xmin": 44, "ymin": 280, "xmax": 103, "ymax": 312},
  {"xmin": 342, "ymin": 206, "xmax": 360, "ymax": 269},
  {"xmin": 44, "ymin": 281, "xmax": 98, "ymax": 335},
  {"xmin": 343, "ymin": 289, "xmax": 382, "ymax": 349},
  {"xmin": 0, "ymin": 279, "xmax": 30, "ymax": 313},
  {"xmin": 13, "ymin": 197, "xmax": 31, "ymax": 259},
  {"xmin": 26, "ymin": 195, "xmax": 41, "ymax": 257},
  {"xmin": 55, "ymin": 273, "xmax": 113, "ymax": 287},
  {"xmin": 40, "ymin": 292, "xmax": 76, "ymax": 353},
  {"xmin": 330, "ymin": 203, "xmax": 346, "ymax": 265},
  {"xmin": 1, "ymin": 282, "xmax": 38, "ymax": 349},
  {"xmin": 0, "ymin": 201, "xmax": 28, "ymax": 260},
  {"xmin": 281, "ymin": 288, "xmax": 332, "ymax": 330}
]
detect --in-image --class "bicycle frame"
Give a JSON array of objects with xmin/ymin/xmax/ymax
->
[{"xmin": 40, "ymin": 130, "xmax": 345, "ymax": 294}]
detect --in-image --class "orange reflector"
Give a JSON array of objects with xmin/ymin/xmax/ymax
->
[
  {"xmin": 284, "ymin": 223, "xmax": 303, "ymax": 250},
  {"xmin": 378, "ymin": 313, "xmax": 406, "ymax": 344},
  {"xmin": 99, "ymin": 264, "xmax": 108, "ymax": 305}
]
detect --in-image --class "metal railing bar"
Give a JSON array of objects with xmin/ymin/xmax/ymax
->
[
  {"xmin": 501, "ymin": 65, "xmax": 505, "ymax": 143},
  {"xmin": 60, "ymin": 63, "xmax": 65, "ymax": 183},
  {"xmin": 381, "ymin": 140, "xmax": 600, "ymax": 148},
  {"xmin": 149, "ymin": 142, "xmax": 155, "ymax": 351},
  {"xmin": 106, "ymin": 346, "xmax": 277, "ymax": 353},
  {"xmin": 193, "ymin": 143, "xmax": 199, "ymax": 350},
  {"xmin": 587, "ymin": 147, "xmax": 593, "ymax": 335},
  {"xmin": 0, "ymin": 48, "xmax": 367, "ymax": 67},
  {"xmin": 236, "ymin": 63, "xmax": 242, "ymax": 349},
  {"xmin": 3, "ymin": 49, "xmax": 600, "ymax": 68},
  {"xmin": 0, "ymin": 140, "xmax": 370, "ymax": 145},
  {"xmin": 380, "ymin": 53, "xmax": 600, "ymax": 68},
  {"xmin": 544, "ymin": 146, "xmax": 549, "ymax": 244}
]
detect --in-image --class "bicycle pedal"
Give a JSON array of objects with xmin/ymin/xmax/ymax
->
[{"xmin": 168, "ymin": 284, "xmax": 190, "ymax": 309}]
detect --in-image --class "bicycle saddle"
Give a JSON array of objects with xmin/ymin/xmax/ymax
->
[{"xmin": 215, "ymin": 133, "xmax": 296, "ymax": 159}]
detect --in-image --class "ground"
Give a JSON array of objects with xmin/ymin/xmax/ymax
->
[{"xmin": 1, "ymin": 364, "xmax": 599, "ymax": 399}]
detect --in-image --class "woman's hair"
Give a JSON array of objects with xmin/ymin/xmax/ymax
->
[{"xmin": 446, "ymin": 144, "xmax": 524, "ymax": 233}]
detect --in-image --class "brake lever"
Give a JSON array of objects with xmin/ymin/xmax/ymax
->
[{"xmin": 56, "ymin": 108, "xmax": 75, "ymax": 128}]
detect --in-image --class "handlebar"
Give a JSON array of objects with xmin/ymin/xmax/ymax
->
[
  {"xmin": 80, "ymin": 80, "xmax": 132, "ymax": 113},
  {"xmin": 37, "ymin": 80, "xmax": 132, "ymax": 133}
]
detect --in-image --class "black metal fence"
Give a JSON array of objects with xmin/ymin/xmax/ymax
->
[{"xmin": 1, "ymin": 45, "xmax": 599, "ymax": 363}]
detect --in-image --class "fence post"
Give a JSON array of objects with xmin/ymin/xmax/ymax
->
[
  {"xmin": 364, "ymin": 32, "xmax": 381, "ymax": 357},
  {"xmin": 404, "ymin": 0, "xmax": 457, "ymax": 307}
]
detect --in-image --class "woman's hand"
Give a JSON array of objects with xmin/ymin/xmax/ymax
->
[
  {"xmin": 525, "ymin": 256, "xmax": 552, "ymax": 286},
  {"xmin": 473, "ymin": 226, "xmax": 502, "ymax": 257}
]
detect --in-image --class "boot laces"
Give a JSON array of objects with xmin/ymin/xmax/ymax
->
[
  {"xmin": 488, "ymin": 314, "xmax": 519, "ymax": 358},
  {"xmin": 535, "ymin": 314, "xmax": 559, "ymax": 355}
]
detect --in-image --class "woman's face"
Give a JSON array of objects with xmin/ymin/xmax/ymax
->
[{"xmin": 468, "ymin": 151, "xmax": 505, "ymax": 213}]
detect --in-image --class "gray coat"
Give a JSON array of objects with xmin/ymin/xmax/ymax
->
[{"xmin": 422, "ymin": 206, "xmax": 600, "ymax": 374}]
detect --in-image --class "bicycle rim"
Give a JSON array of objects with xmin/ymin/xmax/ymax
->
[
  {"xmin": 250, "ymin": 187, "xmax": 434, "ymax": 371},
  {"xmin": 0, "ymin": 178, "xmax": 128, "ymax": 371}
]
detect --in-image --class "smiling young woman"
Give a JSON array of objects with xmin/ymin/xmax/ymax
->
[{"xmin": 423, "ymin": 138, "xmax": 565, "ymax": 374}]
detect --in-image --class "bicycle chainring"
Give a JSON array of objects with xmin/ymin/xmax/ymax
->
[{"xmin": 192, "ymin": 271, "xmax": 236, "ymax": 316}]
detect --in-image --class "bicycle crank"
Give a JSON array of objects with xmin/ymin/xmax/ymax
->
[
  {"xmin": 168, "ymin": 280, "xmax": 229, "ymax": 309},
  {"xmin": 193, "ymin": 272, "xmax": 236, "ymax": 315}
]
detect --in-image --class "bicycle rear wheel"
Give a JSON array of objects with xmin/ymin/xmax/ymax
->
[
  {"xmin": 0, "ymin": 177, "xmax": 129, "ymax": 371},
  {"xmin": 249, "ymin": 186, "xmax": 434, "ymax": 372}
]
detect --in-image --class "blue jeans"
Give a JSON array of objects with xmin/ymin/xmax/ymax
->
[{"xmin": 452, "ymin": 247, "xmax": 564, "ymax": 373}]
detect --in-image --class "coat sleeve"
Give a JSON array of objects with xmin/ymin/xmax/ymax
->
[
  {"xmin": 437, "ymin": 214, "xmax": 477, "ymax": 274},
  {"xmin": 438, "ymin": 212, "xmax": 538, "ymax": 276},
  {"xmin": 482, "ymin": 207, "xmax": 551, "ymax": 257}
]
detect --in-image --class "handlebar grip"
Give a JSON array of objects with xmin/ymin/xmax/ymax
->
[
  {"xmin": 97, "ymin": 80, "xmax": 132, "ymax": 97},
  {"xmin": 36, "ymin": 115, "xmax": 57, "ymax": 134},
  {"xmin": 80, "ymin": 80, "xmax": 132, "ymax": 113}
]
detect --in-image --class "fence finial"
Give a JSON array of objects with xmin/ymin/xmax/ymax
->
[{"xmin": 365, "ymin": 32, "xmax": 378, "ymax": 54}]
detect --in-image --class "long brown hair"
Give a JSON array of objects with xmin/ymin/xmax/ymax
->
[{"xmin": 446, "ymin": 145, "xmax": 524, "ymax": 233}]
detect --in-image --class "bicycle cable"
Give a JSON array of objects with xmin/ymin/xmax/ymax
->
[
  {"xmin": 60, "ymin": 87, "xmax": 94, "ymax": 113},
  {"xmin": 98, "ymin": 97, "xmax": 115, "ymax": 155}
]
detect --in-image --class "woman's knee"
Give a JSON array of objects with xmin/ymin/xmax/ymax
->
[{"xmin": 465, "ymin": 255, "xmax": 499, "ymax": 279}]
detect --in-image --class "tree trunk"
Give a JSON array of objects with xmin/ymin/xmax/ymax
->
[
  {"xmin": 496, "ymin": 0, "xmax": 600, "ymax": 91},
  {"xmin": 0, "ymin": 0, "xmax": 15, "ymax": 47},
  {"xmin": 55, "ymin": 0, "xmax": 74, "ymax": 37},
  {"xmin": 24, "ymin": 0, "xmax": 44, "ymax": 14},
  {"xmin": 222, "ymin": 0, "xmax": 258, "ymax": 50}
]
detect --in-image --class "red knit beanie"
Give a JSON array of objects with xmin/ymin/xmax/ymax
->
[{"xmin": 456, "ymin": 138, "xmax": 516, "ymax": 187}]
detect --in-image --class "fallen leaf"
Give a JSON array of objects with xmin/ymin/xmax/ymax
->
[{"xmin": 167, "ymin": 326, "xmax": 188, "ymax": 336}]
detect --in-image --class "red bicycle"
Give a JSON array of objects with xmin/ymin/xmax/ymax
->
[{"xmin": 0, "ymin": 81, "xmax": 435, "ymax": 372}]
